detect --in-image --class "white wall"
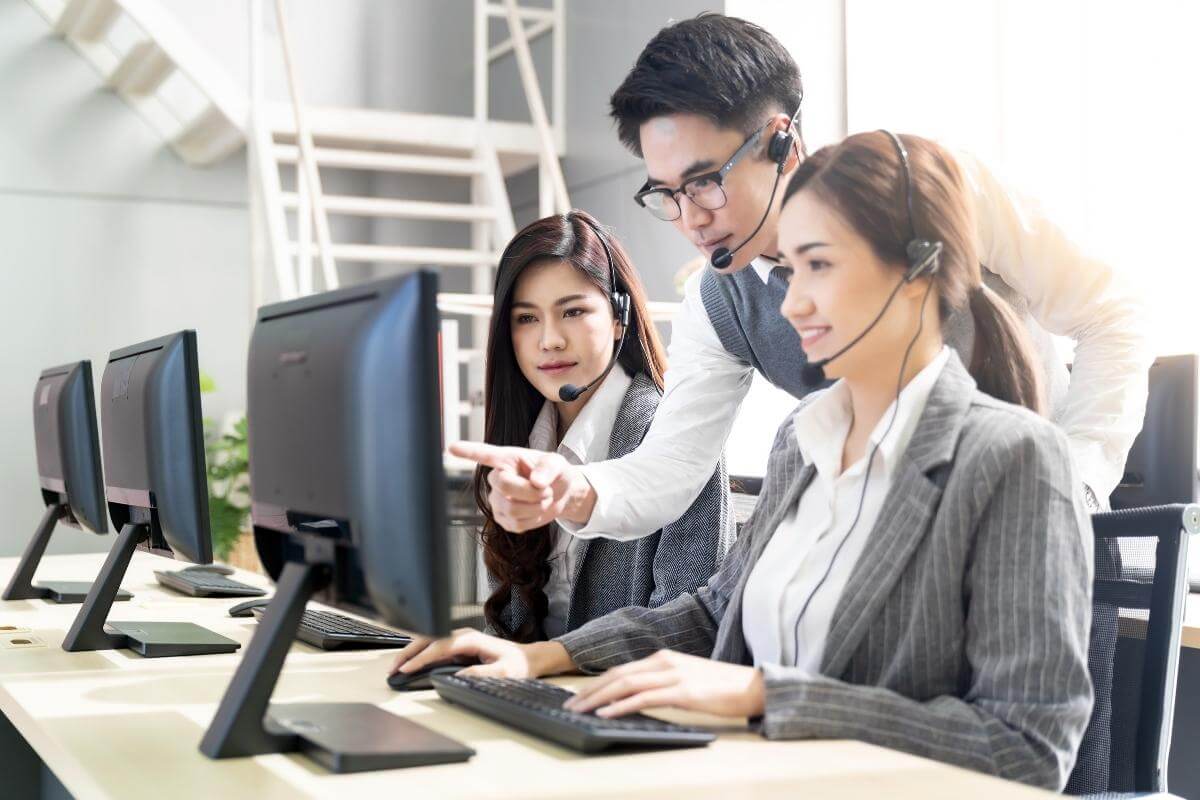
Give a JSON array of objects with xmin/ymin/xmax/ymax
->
[
  {"xmin": 0, "ymin": 0, "xmax": 252, "ymax": 556},
  {"xmin": 840, "ymin": 0, "xmax": 1200, "ymax": 359}
]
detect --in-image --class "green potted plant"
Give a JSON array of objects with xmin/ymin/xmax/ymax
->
[
  {"xmin": 200, "ymin": 373, "xmax": 259, "ymax": 572},
  {"xmin": 206, "ymin": 415, "xmax": 250, "ymax": 560}
]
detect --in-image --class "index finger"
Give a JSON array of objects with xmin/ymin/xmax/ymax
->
[
  {"xmin": 450, "ymin": 441, "xmax": 542, "ymax": 477},
  {"xmin": 449, "ymin": 441, "xmax": 514, "ymax": 470}
]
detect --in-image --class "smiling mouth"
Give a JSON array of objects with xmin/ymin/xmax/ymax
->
[{"xmin": 799, "ymin": 327, "xmax": 831, "ymax": 347}]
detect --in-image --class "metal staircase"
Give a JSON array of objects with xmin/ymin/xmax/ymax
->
[{"xmin": 23, "ymin": 0, "xmax": 571, "ymax": 446}]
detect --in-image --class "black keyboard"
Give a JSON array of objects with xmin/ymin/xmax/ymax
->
[
  {"xmin": 154, "ymin": 570, "xmax": 267, "ymax": 598},
  {"xmin": 431, "ymin": 675, "xmax": 716, "ymax": 753},
  {"xmin": 252, "ymin": 607, "xmax": 412, "ymax": 651}
]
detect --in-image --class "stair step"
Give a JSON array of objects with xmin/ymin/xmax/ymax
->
[
  {"xmin": 281, "ymin": 194, "xmax": 498, "ymax": 222},
  {"xmin": 288, "ymin": 243, "xmax": 500, "ymax": 266},
  {"xmin": 107, "ymin": 40, "xmax": 174, "ymax": 95},
  {"xmin": 54, "ymin": 0, "xmax": 119, "ymax": 41},
  {"xmin": 273, "ymin": 145, "xmax": 483, "ymax": 176},
  {"xmin": 173, "ymin": 104, "xmax": 244, "ymax": 167}
]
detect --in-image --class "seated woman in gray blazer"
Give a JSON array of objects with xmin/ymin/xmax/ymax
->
[
  {"xmin": 446, "ymin": 211, "xmax": 732, "ymax": 643},
  {"xmin": 393, "ymin": 135, "xmax": 1093, "ymax": 790}
]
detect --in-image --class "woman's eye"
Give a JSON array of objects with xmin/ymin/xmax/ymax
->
[
  {"xmin": 809, "ymin": 259, "xmax": 831, "ymax": 271},
  {"xmin": 514, "ymin": 314, "xmax": 536, "ymax": 325},
  {"xmin": 563, "ymin": 307, "xmax": 586, "ymax": 318}
]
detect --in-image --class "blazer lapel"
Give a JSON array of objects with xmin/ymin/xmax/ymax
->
[{"xmin": 819, "ymin": 354, "xmax": 976, "ymax": 678}]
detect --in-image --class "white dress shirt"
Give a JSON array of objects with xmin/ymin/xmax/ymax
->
[
  {"xmin": 526, "ymin": 368, "xmax": 632, "ymax": 638},
  {"xmin": 565, "ymin": 152, "xmax": 1151, "ymax": 541},
  {"xmin": 741, "ymin": 347, "xmax": 950, "ymax": 671}
]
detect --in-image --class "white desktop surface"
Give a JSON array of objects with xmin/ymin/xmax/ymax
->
[
  {"xmin": 1185, "ymin": 593, "xmax": 1200, "ymax": 650},
  {"xmin": 0, "ymin": 552, "xmax": 1055, "ymax": 799}
]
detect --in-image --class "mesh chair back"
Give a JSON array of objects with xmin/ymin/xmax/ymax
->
[{"xmin": 1067, "ymin": 504, "xmax": 1199, "ymax": 794}]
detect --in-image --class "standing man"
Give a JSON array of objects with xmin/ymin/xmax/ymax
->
[{"xmin": 454, "ymin": 13, "xmax": 1151, "ymax": 538}]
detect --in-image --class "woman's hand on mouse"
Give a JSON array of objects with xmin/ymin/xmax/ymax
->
[{"xmin": 390, "ymin": 628, "xmax": 575, "ymax": 679}]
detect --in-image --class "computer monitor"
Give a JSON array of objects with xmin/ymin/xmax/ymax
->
[
  {"xmin": 1110, "ymin": 354, "xmax": 1198, "ymax": 509},
  {"xmin": 200, "ymin": 271, "xmax": 471, "ymax": 772},
  {"xmin": 61, "ymin": 331, "xmax": 240, "ymax": 657},
  {"xmin": 2, "ymin": 361, "xmax": 133, "ymax": 603}
]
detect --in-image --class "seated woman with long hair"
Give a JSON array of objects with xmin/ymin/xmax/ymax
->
[
  {"xmin": 394, "ymin": 135, "xmax": 1092, "ymax": 790},
  {"xmin": 453, "ymin": 210, "xmax": 733, "ymax": 643}
]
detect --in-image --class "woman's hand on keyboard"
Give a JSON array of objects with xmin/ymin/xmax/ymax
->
[
  {"xmin": 562, "ymin": 649, "xmax": 765, "ymax": 719},
  {"xmin": 389, "ymin": 629, "xmax": 574, "ymax": 680}
]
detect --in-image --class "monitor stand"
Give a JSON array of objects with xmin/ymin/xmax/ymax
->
[
  {"xmin": 199, "ymin": 560, "xmax": 474, "ymax": 772},
  {"xmin": 61, "ymin": 522, "xmax": 239, "ymax": 657},
  {"xmin": 2, "ymin": 504, "xmax": 133, "ymax": 604}
]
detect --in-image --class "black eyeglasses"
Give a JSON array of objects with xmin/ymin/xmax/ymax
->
[{"xmin": 633, "ymin": 126, "xmax": 767, "ymax": 222}]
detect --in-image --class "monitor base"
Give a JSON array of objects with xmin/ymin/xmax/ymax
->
[
  {"xmin": 267, "ymin": 703, "xmax": 473, "ymax": 772},
  {"xmin": 106, "ymin": 621, "xmax": 241, "ymax": 658},
  {"xmin": 36, "ymin": 581, "xmax": 132, "ymax": 605},
  {"xmin": 199, "ymin": 561, "xmax": 474, "ymax": 771}
]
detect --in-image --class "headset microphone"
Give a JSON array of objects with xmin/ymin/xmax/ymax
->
[
  {"xmin": 798, "ymin": 132, "xmax": 943, "ymax": 386},
  {"xmin": 710, "ymin": 101, "xmax": 803, "ymax": 271},
  {"xmin": 558, "ymin": 216, "xmax": 631, "ymax": 402},
  {"xmin": 799, "ymin": 241, "xmax": 942, "ymax": 386},
  {"xmin": 799, "ymin": 276, "xmax": 907, "ymax": 386},
  {"xmin": 709, "ymin": 177, "xmax": 779, "ymax": 271}
]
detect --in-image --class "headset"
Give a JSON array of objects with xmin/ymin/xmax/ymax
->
[
  {"xmin": 799, "ymin": 131, "xmax": 944, "ymax": 386},
  {"xmin": 557, "ymin": 214, "xmax": 631, "ymax": 402},
  {"xmin": 787, "ymin": 131, "xmax": 942, "ymax": 667},
  {"xmin": 709, "ymin": 92, "xmax": 805, "ymax": 271}
]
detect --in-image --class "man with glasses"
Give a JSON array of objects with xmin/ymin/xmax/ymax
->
[{"xmin": 453, "ymin": 13, "xmax": 1151, "ymax": 544}]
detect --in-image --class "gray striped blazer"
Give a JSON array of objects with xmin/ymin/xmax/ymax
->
[
  {"xmin": 491, "ymin": 371, "xmax": 735, "ymax": 639},
  {"xmin": 555, "ymin": 353, "xmax": 1094, "ymax": 791}
]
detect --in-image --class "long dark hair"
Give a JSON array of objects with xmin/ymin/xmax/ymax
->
[
  {"xmin": 781, "ymin": 132, "xmax": 1043, "ymax": 413},
  {"xmin": 478, "ymin": 210, "xmax": 667, "ymax": 641}
]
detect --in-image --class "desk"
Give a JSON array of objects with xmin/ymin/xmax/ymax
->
[
  {"xmin": 1184, "ymin": 593, "xmax": 1200, "ymax": 650},
  {"xmin": 1168, "ymin": 595, "xmax": 1200, "ymax": 796},
  {"xmin": 0, "ymin": 552, "xmax": 1054, "ymax": 799}
]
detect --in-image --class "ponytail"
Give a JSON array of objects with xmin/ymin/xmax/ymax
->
[{"xmin": 967, "ymin": 284, "xmax": 1044, "ymax": 414}]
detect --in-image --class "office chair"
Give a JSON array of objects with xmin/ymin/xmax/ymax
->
[
  {"xmin": 1109, "ymin": 355, "xmax": 1198, "ymax": 512},
  {"xmin": 1066, "ymin": 503, "xmax": 1200, "ymax": 795},
  {"xmin": 729, "ymin": 475, "xmax": 763, "ymax": 535}
]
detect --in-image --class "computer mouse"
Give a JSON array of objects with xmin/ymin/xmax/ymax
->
[
  {"xmin": 228, "ymin": 598, "xmax": 272, "ymax": 618},
  {"xmin": 181, "ymin": 563, "xmax": 235, "ymax": 576},
  {"xmin": 386, "ymin": 663, "xmax": 467, "ymax": 691}
]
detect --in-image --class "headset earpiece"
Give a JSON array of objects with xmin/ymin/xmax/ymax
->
[
  {"xmin": 904, "ymin": 239, "xmax": 943, "ymax": 282},
  {"xmin": 610, "ymin": 290, "xmax": 630, "ymax": 328},
  {"xmin": 882, "ymin": 131, "xmax": 945, "ymax": 284},
  {"xmin": 768, "ymin": 129, "xmax": 791, "ymax": 167}
]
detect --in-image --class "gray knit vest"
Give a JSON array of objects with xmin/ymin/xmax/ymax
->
[{"xmin": 698, "ymin": 264, "xmax": 1069, "ymax": 416}]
